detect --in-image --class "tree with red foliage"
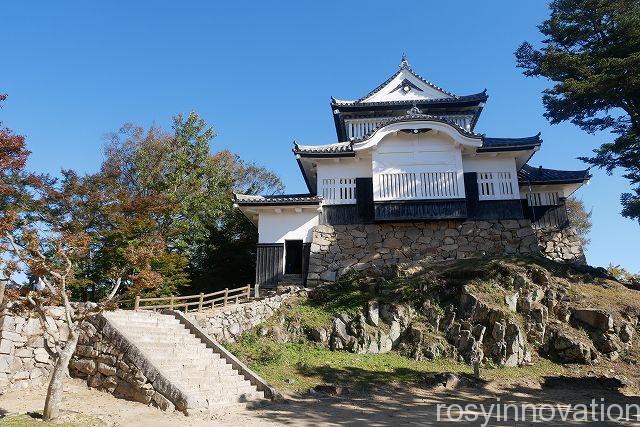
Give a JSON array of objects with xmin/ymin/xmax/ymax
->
[
  {"xmin": 0, "ymin": 93, "xmax": 30, "ymax": 305},
  {"xmin": 0, "ymin": 95, "xmax": 170, "ymax": 420}
]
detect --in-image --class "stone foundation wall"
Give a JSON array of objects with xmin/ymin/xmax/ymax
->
[
  {"xmin": 308, "ymin": 220, "xmax": 541, "ymax": 283},
  {"xmin": 536, "ymin": 227, "xmax": 586, "ymax": 265},
  {"xmin": 0, "ymin": 307, "xmax": 68, "ymax": 391},
  {"xmin": 186, "ymin": 293, "xmax": 292, "ymax": 342},
  {"xmin": 69, "ymin": 314, "xmax": 186, "ymax": 412}
]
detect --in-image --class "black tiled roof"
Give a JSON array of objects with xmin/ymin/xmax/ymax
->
[
  {"xmin": 234, "ymin": 193, "xmax": 321, "ymax": 205},
  {"xmin": 296, "ymin": 114, "xmax": 484, "ymax": 156},
  {"xmin": 294, "ymin": 119, "xmax": 543, "ymax": 156},
  {"xmin": 479, "ymin": 134, "xmax": 542, "ymax": 152},
  {"xmin": 331, "ymin": 91, "xmax": 488, "ymax": 107},
  {"xmin": 518, "ymin": 164, "xmax": 591, "ymax": 184},
  {"xmin": 293, "ymin": 141, "xmax": 353, "ymax": 155}
]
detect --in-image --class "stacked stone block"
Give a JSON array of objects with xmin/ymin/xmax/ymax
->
[
  {"xmin": 308, "ymin": 220, "xmax": 541, "ymax": 283},
  {"xmin": 187, "ymin": 293, "xmax": 292, "ymax": 342},
  {"xmin": 0, "ymin": 307, "xmax": 68, "ymax": 390},
  {"xmin": 536, "ymin": 227, "xmax": 586, "ymax": 265}
]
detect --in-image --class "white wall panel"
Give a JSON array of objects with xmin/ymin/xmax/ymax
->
[
  {"xmin": 258, "ymin": 210, "xmax": 319, "ymax": 244},
  {"xmin": 372, "ymin": 132, "xmax": 465, "ymax": 200}
]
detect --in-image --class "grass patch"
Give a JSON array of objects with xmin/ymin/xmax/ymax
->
[
  {"xmin": 228, "ymin": 336, "xmax": 471, "ymax": 392},
  {"xmin": 228, "ymin": 337, "xmax": 578, "ymax": 393},
  {"xmin": 0, "ymin": 414, "xmax": 104, "ymax": 427}
]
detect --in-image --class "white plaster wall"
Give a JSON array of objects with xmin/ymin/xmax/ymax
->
[
  {"xmin": 257, "ymin": 210, "xmax": 319, "ymax": 244},
  {"xmin": 462, "ymin": 155, "xmax": 518, "ymax": 173},
  {"xmin": 372, "ymin": 131, "xmax": 465, "ymax": 199},
  {"xmin": 463, "ymin": 155, "xmax": 520, "ymax": 200},
  {"xmin": 315, "ymin": 157, "xmax": 372, "ymax": 181}
]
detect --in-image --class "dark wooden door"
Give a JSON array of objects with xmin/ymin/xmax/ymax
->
[{"xmin": 285, "ymin": 240, "xmax": 303, "ymax": 275}]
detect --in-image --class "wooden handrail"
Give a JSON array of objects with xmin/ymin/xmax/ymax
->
[{"xmin": 131, "ymin": 284, "xmax": 252, "ymax": 313}]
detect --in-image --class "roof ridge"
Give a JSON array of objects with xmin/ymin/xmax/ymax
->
[{"xmin": 331, "ymin": 90, "xmax": 487, "ymax": 106}]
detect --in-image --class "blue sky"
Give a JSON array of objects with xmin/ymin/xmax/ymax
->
[{"xmin": 2, "ymin": 1, "xmax": 638, "ymax": 272}]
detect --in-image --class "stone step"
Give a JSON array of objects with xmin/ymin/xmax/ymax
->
[
  {"xmin": 135, "ymin": 343, "xmax": 210, "ymax": 352},
  {"xmin": 155, "ymin": 358, "xmax": 226, "ymax": 369},
  {"xmin": 159, "ymin": 364, "xmax": 233, "ymax": 374},
  {"xmin": 113, "ymin": 321, "xmax": 184, "ymax": 329},
  {"xmin": 110, "ymin": 317, "xmax": 180, "ymax": 326},
  {"xmin": 153, "ymin": 357, "xmax": 225, "ymax": 367},
  {"xmin": 177, "ymin": 381, "xmax": 255, "ymax": 393},
  {"xmin": 130, "ymin": 336, "xmax": 201, "ymax": 344},
  {"xmin": 108, "ymin": 312, "xmax": 179, "ymax": 320},
  {"xmin": 176, "ymin": 373, "xmax": 248, "ymax": 384},
  {"xmin": 182, "ymin": 382, "xmax": 257, "ymax": 394},
  {"xmin": 105, "ymin": 310, "xmax": 264, "ymax": 410},
  {"xmin": 143, "ymin": 351, "xmax": 214, "ymax": 361},
  {"xmin": 167, "ymin": 373, "xmax": 242, "ymax": 383}
]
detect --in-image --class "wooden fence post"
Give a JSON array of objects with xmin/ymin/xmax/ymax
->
[
  {"xmin": 198, "ymin": 293, "xmax": 204, "ymax": 312},
  {"xmin": 223, "ymin": 288, "xmax": 229, "ymax": 306},
  {"xmin": 246, "ymin": 284, "xmax": 251, "ymax": 300},
  {"xmin": 170, "ymin": 295, "xmax": 175, "ymax": 310},
  {"xmin": 134, "ymin": 295, "xmax": 140, "ymax": 311}
]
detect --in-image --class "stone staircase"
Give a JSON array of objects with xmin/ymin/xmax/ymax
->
[{"xmin": 103, "ymin": 310, "xmax": 266, "ymax": 410}]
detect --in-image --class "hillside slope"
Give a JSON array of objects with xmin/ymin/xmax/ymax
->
[{"xmin": 230, "ymin": 256, "xmax": 640, "ymax": 392}]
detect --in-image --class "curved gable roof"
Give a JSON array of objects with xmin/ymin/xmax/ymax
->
[{"xmin": 333, "ymin": 56, "xmax": 484, "ymax": 105}]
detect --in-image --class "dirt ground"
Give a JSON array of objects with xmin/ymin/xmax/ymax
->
[{"xmin": 2, "ymin": 376, "xmax": 640, "ymax": 426}]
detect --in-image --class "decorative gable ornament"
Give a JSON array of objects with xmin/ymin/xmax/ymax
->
[{"xmin": 407, "ymin": 104, "xmax": 422, "ymax": 115}]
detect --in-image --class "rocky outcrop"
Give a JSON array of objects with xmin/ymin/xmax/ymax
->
[
  {"xmin": 398, "ymin": 324, "xmax": 448, "ymax": 361},
  {"xmin": 328, "ymin": 302, "xmax": 416, "ymax": 355},
  {"xmin": 544, "ymin": 324, "xmax": 596, "ymax": 364},
  {"xmin": 308, "ymin": 220, "xmax": 541, "ymax": 285},
  {"xmin": 454, "ymin": 293, "xmax": 528, "ymax": 366}
]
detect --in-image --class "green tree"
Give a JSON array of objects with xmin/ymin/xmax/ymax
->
[
  {"xmin": 566, "ymin": 197, "xmax": 593, "ymax": 247},
  {"xmin": 103, "ymin": 112, "xmax": 229, "ymax": 255},
  {"xmin": 188, "ymin": 151, "xmax": 284, "ymax": 293},
  {"xmin": 515, "ymin": 0, "xmax": 640, "ymax": 222},
  {"xmin": 607, "ymin": 263, "xmax": 640, "ymax": 286},
  {"xmin": 100, "ymin": 116, "xmax": 284, "ymax": 295}
]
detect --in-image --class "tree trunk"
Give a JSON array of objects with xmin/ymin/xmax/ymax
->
[
  {"xmin": 0, "ymin": 280, "xmax": 5, "ymax": 307},
  {"xmin": 42, "ymin": 329, "xmax": 79, "ymax": 421}
]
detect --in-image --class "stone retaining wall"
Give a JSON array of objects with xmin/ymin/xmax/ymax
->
[
  {"xmin": 536, "ymin": 226, "xmax": 586, "ymax": 265},
  {"xmin": 186, "ymin": 293, "xmax": 292, "ymax": 342},
  {"xmin": 69, "ymin": 314, "xmax": 182, "ymax": 412},
  {"xmin": 0, "ymin": 307, "xmax": 68, "ymax": 391},
  {"xmin": 308, "ymin": 220, "xmax": 541, "ymax": 284}
]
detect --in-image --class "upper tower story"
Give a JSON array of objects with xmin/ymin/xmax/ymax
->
[{"xmin": 330, "ymin": 55, "xmax": 488, "ymax": 141}]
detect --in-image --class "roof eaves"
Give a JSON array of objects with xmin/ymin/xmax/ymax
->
[
  {"xmin": 234, "ymin": 193, "xmax": 322, "ymax": 206},
  {"xmin": 330, "ymin": 91, "xmax": 488, "ymax": 108}
]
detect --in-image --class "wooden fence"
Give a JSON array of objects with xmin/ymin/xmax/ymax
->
[{"xmin": 129, "ymin": 285, "xmax": 252, "ymax": 313}]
